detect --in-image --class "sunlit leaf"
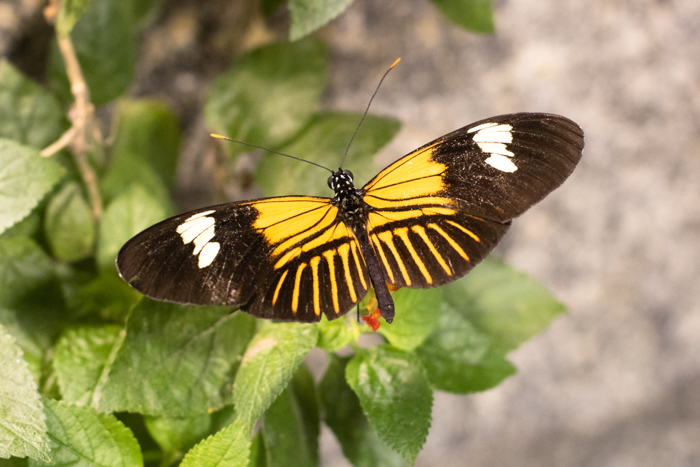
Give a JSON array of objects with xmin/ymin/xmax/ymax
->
[{"xmin": 288, "ymin": 0, "xmax": 355, "ymax": 41}]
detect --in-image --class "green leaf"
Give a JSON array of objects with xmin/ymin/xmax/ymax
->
[
  {"xmin": 98, "ymin": 301, "xmax": 256, "ymax": 417},
  {"xmin": 144, "ymin": 414, "xmax": 212, "ymax": 465},
  {"xmin": 316, "ymin": 314, "xmax": 353, "ymax": 352},
  {"xmin": 180, "ymin": 419, "xmax": 251, "ymax": 467},
  {"xmin": 256, "ymin": 112, "xmax": 400, "ymax": 198},
  {"xmin": 65, "ymin": 273, "xmax": 140, "ymax": 321},
  {"xmin": 99, "ymin": 152, "xmax": 172, "ymax": 208},
  {"xmin": 0, "ymin": 139, "xmax": 64, "ymax": 235},
  {"xmin": 288, "ymin": 0, "xmax": 355, "ymax": 41},
  {"xmin": 96, "ymin": 184, "xmax": 169, "ymax": 271},
  {"xmin": 319, "ymin": 354, "xmax": 405, "ymax": 467},
  {"xmin": 0, "ymin": 210, "xmax": 41, "ymax": 240},
  {"xmin": 205, "ymin": 38, "xmax": 327, "ymax": 157},
  {"xmin": 0, "ymin": 308, "xmax": 44, "ymax": 383},
  {"xmin": 56, "ymin": 0, "xmax": 93, "ymax": 37},
  {"xmin": 31, "ymin": 399, "xmax": 142, "ymax": 467},
  {"xmin": 0, "ymin": 61, "xmax": 65, "ymax": 149},
  {"xmin": 288, "ymin": 364, "xmax": 319, "ymax": 464},
  {"xmin": 0, "ymin": 325, "xmax": 50, "ymax": 462},
  {"xmin": 248, "ymin": 432, "xmax": 266, "ymax": 467},
  {"xmin": 414, "ymin": 305, "xmax": 516, "ymax": 393},
  {"xmin": 0, "ymin": 237, "xmax": 56, "ymax": 311},
  {"xmin": 262, "ymin": 388, "xmax": 314, "ymax": 467},
  {"xmin": 376, "ymin": 288, "xmax": 440, "ymax": 351},
  {"xmin": 442, "ymin": 257, "xmax": 566, "ymax": 354},
  {"xmin": 430, "ymin": 0, "xmax": 494, "ymax": 34},
  {"xmin": 44, "ymin": 182, "xmax": 95, "ymax": 262},
  {"xmin": 111, "ymin": 100, "xmax": 182, "ymax": 188},
  {"xmin": 233, "ymin": 322, "xmax": 318, "ymax": 427},
  {"xmin": 48, "ymin": 0, "xmax": 136, "ymax": 106},
  {"xmin": 346, "ymin": 346, "xmax": 432, "ymax": 465},
  {"xmin": 53, "ymin": 325, "xmax": 123, "ymax": 407}
]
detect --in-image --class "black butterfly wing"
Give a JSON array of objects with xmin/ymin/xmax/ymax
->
[
  {"xmin": 117, "ymin": 196, "xmax": 369, "ymax": 322},
  {"xmin": 361, "ymin": 112, "xmax": 584, "ymax": 289}
]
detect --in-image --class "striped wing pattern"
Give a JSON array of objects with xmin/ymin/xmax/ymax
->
[
  {"xmin": 361, "ymin": 112, "xmax": 583, "ymax": 289},
  {"xmin": 117, "ymin": 197, "xmax": 369, "ymax": 322}
]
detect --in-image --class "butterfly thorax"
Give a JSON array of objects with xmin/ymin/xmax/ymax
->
[{"xmin": 328, "ymin": 169, "xmax": 367, "ymax": 222}]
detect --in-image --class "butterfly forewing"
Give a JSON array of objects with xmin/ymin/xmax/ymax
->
[
  {"xmin": 117, "ymin": 196, "xmax": 370, "ymax": 322},
  {"xmin": 361, "ymin": 112, "xmax": 583, "ymax": 289}
]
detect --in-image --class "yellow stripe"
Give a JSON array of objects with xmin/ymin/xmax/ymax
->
[
  {"xmin": 367, "ymin": 207, "xmax": 456, "ymax": 229},
  {"xmin": 394, "ymin": 227, "xmax": 432, "ymax": 284},
  {"xmin": 350, "ymin": 240, "xmax": 367, "ymax": 290},
  {"xmin": 446, "ymin": 220, "xmax": 481, "ymax": 242},
  {"xmin": 412, "ymin": 225, "xmax": 451, "ymax": 275},
  {"xmin": 371, "ymin": 234, "xmax": 395, "ymax": 283},
  {"xmin": 270, "ymin": 206, "xmax": 338, "ymax": 257},
  {"xmin": 378, "ymin": 231, "xmax": 411, "ymax": 285},
  {"xmin": 364, "ymin": 195, "xmax": 454, "ymax": 209},
  {"xmin": 292, "ymin": 263, "xmax": 306, "ymax": 313},
  {"xmin": 364, "ymin": 142, "xmax": 443, "ymax": 192},
  {"xmin": 428, "ymin": 223, "xmax": 469, "ymax": 261},
  {"xmin": 272, "ymin": 269, "xmax": 289, "ymax": 305},
  {"xmin": 322, "ymin": 250, "xmax": 340, "ymax": 314},
  {"xmin": 310, "ymin": 256, "xmax": 321, "ymax": 316},
  {"xmin": 337, "ymin": 243, "xmax": 357, "ymax": 302}
]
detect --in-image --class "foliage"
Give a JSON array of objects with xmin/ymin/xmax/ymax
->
[{"xmin": 0, "ymin": 1, "xmax": 569, "ymax": 466}]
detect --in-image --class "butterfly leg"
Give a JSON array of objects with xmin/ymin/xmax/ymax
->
[{"xmin": 353, "ymin": 228, "xmax": 395, "ymax": 323}]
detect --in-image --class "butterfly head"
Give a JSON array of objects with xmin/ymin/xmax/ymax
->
[{"xmin": 327, "ymin": 169, "xmax": 355, "ymax": 195}]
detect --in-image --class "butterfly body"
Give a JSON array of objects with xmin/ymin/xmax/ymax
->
[{"xmin": 117, "ymin": 113, "xmax": 584, "ymax": 324}]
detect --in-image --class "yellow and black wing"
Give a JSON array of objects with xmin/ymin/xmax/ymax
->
[
  {"xmin": 361, "ymin": 112, "xmax": 584, "ymax": 289},
  {"xmin": 117, "ymin": 197, "xmax": 369, "ymax": 322}
]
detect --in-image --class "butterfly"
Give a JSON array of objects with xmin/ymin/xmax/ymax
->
[{"xmin": 117, "ymin": 112, "xmax": 584, "ymax": 324}]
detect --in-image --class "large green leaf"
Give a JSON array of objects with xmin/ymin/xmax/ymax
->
[
  {"xmin": 53, "ymin": 325, "xmax": 123, "ymax": 407},
  {"xmin": 180, "ymin": 419, "xmax": 251, "ymax": 467},
  {"xmin": 49, "ymin": 0, "xmax": 136, "ymax": 106},
  {"xmin": 414, "ymin": 305, "xmax": 516, "ymax": 393},
  {"xmin": 64, "ymin": 273, "xmax": 140, "ymax": 321},
  {"xmin": 346, "ymin": 346, "xmax": 432, "ymax": 465},
  {"xmin": 30, "ymin": 400, "xmax": 142, "ymax": 467},
  {"xmin": 256, "ymin": 112, "xmax": 400, "ymax": 197},
  {"xmin": 98, "ymin": 301, "xmax": 255, "ymax": 417},
  {"xmin": 44, "ymin": 182, "xmax": 94, "ymax": 262},
  {"xmin": 233, "ymin": 323, "xmax": 318, "ymax": 427},
  {"xmin": 206, "ymin": 38, "xmax": 327, "ymax": 158},
  {"xmin": 110, "ymin": 99, "xmax": 181, "ymax": 188},
  {"xmin": 316, "ymin": 314, "xmax": 353, "ymax": 352},
  {"xmin": 0, "ymin": 326, "xmax": 50, "ymax": 462},
  {"xmin": 320, "ymin": 354, "xmax": 405, "ymax": 467},
  {"xmin": 376, "ymin": 288, "xmax": 440, "ymax": 351},
  {"xmin": 96, "ymin": 184, "xmax": 169, "ymax": 272},
  {"xmin": 0, "ymin": 140, "xmax": 64, "ymax": 235},
  {"xmin": 0, "ymin": 61, "xmax": 65, "ymax": 149},
  {"xmin": 430, "ymin": 0, "xmax": 494, "ymax": 34},
  {"xmin": 442, "ymin": 257, "xmax": 566, "ymax": 354},
  {"xmin": 288, "ymin": 0, "xmax": 355, "ymax": 41}
]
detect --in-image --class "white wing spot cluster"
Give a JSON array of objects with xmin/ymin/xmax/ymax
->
[
  {"xmin": 468, "ymin": 122, "xmax": 517, "ymax": 173},
  {"xmin": 176, "ymin": 210, "xmax": 221, "ymax": 268}
]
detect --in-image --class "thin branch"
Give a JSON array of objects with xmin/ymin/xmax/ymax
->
[{"xmin": 43, "ymin": 0, "xmax": 103, "ymax": 220}]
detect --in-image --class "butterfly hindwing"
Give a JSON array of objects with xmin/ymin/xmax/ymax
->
[{"xmin": 117, "ymin": 196, "xmax": 369, "ymax": 322}]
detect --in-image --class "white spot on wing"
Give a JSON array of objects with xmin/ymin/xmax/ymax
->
[
  {"xmin": 477, "ymin": 142, "xmax": 515, "ymax": 157},
  {"xmin": 467, "ymin": 122, "xmax": 498, "ymax": 133},
  {"xmin": 472, "ymin": 123, "xmax": 516, "ymax": 171},
  {"xmin": 485, "ymin": 154, "xmax": 518, "ymax": 172},
  {"xmin": 198, "ymin": 242, "xmax": 220, "ymax": 268},
  {"xmin": 177, "ymin": 210, "xmax": 220, "ymax": 268}
]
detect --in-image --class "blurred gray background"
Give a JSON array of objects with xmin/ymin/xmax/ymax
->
[{"xmin": 3, "ymin": 0, "xmax": 699, "ymax": 465}]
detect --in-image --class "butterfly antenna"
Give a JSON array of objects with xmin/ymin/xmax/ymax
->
[
  {"xmin": 211, "ymin": 134, "xmax": 333, "ymax": 173},
  {"xmin": 339, "ymin": 58, "xmax": 401, "ymax": 169}
]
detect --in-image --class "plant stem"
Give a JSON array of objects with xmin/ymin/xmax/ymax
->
[{"xmin": 43, "ymin": 0, "xmax": 103, "ymax": 220}]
